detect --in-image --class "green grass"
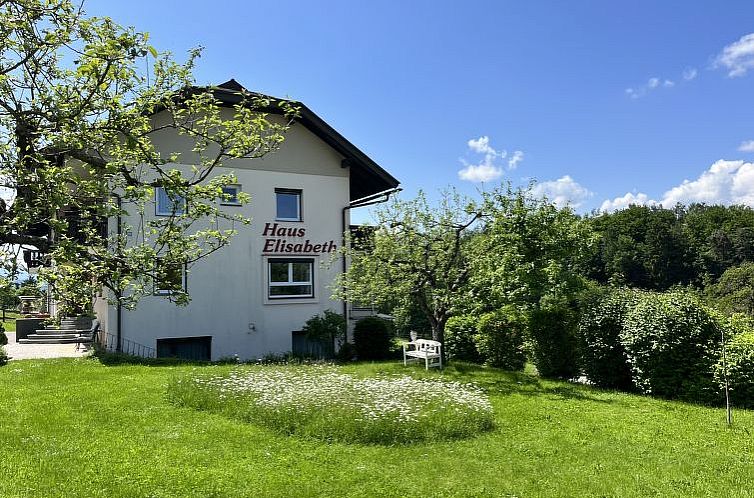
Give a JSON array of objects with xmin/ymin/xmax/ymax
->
[
  {"xmin": 1, "ymin": 311, "xmax": 20, "ymax": 332},
  {"xmin": 1, "ymin": 358, "xmax": 754, "ymax": 497}
]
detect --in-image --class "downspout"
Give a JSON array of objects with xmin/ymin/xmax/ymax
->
[
  {"xmin": 340, "ymin": 187, "xmax": 402, "ymax": 344},
  {"xmin": 111, "ymin": 193, "xmax": 123, "ymax": 353}
]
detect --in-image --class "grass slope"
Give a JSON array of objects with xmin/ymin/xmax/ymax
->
[{"xmin": 0, "ymin": 358, "xmax": 753, "ymax": 497}]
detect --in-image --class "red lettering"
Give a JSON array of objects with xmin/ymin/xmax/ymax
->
[
  {"xmin": 263, "ymin": 239, "xmax": 276, "ymax": 252},
  {"xmin": 262, "ymin": 223, "xmax": 277, "ymax": 237}
]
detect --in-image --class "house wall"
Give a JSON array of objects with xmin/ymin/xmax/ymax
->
[{"xmin": 95, "ymin": 115, "xmax": 352, "ymax": 360}]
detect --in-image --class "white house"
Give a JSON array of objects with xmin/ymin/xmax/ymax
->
[{"xmin": 92, "ymin": 79, "xmax": 399, "ymax": 361}]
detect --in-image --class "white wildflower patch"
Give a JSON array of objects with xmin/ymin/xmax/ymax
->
[{"xmin": 168, "ymin": 366, "xmax": 494, "ymax": 444}]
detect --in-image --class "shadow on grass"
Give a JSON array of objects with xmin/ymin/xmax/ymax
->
[{"xmin": 92, "ymin": 349, "xmax": 220, "ymax": 367}]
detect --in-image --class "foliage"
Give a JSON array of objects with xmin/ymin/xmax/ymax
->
[
  {"xmin": 0, "ymin": 345, "xmax": 6, "ymax": 366},
  {"xmin": 167, "ymin": 366, "xmax": 494, "ymax": 444},
  {"xmin": 301, "ymin": 310, "xmax": 346, "ymax": 345},
  {"xmin": 337, "ymin": 189, "xmax": 480, "ymax": 346},
  {"xmin": 577, "ymin": 288, "xmax": 640, "ymax": 390},
  {"xmin": 469, "ymin": 184, "xmax": 594, "ymax": 313},
  {"xmin": 527, "ymin": 301, "xmax": 581, "ymax": 379},
  {"xmin": 353, "ymin": 316, "xmax": 394, "ymax": 360},
  {"xmin": 707, "ymin": 262, "xmax": 754, "ymax": 317},
  {"xmin": 0, "ymin": 325, "xmax": 6, "ymax": 346},
  {"xmin": 473, "ymin": 308, "xmax": 527, "ymax": 370},
  {"xmin": 444, "ymin": 314, "xmax": 482, "ymax": 363},
  {"xmin": 715, "ymin": 331, "xmax": 754, "ymax": 409},
  {"xmin": 16, "ymin": 276, "xmax": 42, "ymax": 297},
  {"xmin": 0, "ymin": 278, "xmax": 18, "ymax": 310},
  {"xmin": 621, "ymin": 291, "xmax": 722, "ymax": 403},
  {"xmin": 0, "ymin": 0, "xmax": 297, "ymax": 313}
]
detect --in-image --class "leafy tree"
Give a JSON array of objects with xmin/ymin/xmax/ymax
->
[
  {"xmin": 337, "ymin": 190, "xmax": 480, "ymax": 347},
  {"xmin": 469, "ymin": 184, "xmax": 593, "ymax": 312},
  {"xmin": 0, "ymin": 277, "xmax": 18, "ymax": 310},
  {"xmin": 707, "ymin": 263, "xmax": 754, "ymax": 316},
  {"xmin": 0, "ymin": 0, "xmax": 296, "ymax": 312}
]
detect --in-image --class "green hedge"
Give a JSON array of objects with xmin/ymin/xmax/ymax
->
[
  {"xmin": 621, "ymin": 291, "xmax": 721, "ymax": 403},
  {"xmin": 577, "ymin": 289, "xmax": 640, "ymax": 390},
  {"xmin": 444, "ymin": 315, "xmax": 482, "ymax": 363},
  {"xmin": 528, "ymin": 305, "xmax": 580, "ymax": 379},
  {"xmin": 353, "ymin": 316, "xmax": 394, "ymax": 360},
  {"xmin": 474, "ymin": 308, "xmax": 527, "ymax": 370}
]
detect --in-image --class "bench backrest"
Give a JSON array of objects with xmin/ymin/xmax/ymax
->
[{"xmin": 414, "ymin": 339, "xmax": 441, "ymax": 353}]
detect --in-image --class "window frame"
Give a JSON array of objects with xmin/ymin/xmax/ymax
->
[
  {"xmin": 153, "ymin": 258, "xmax": 187, "ymax": 296},
  {"xmin": 220, "ymin": 184, "xmax": 242, "ymax": 206},
  {"xmin": 267, "ymin": 257, "xmax": 314, "ymax": 299},
  {"xmin": 155, "ymin": 186, "xmax": 187, "ymax": 217},
  {"xmin": 275, "ymin": 188, "xmax": 302, "ymax": 222}
]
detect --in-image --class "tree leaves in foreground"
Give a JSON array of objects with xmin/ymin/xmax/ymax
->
[{"xmin": 0, "ymin": 0, "xmax": 297, "ymax": 310}]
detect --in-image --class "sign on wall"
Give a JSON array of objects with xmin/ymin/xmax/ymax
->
[{"xmin": 262, "ymin": 222, "xmax": 337, "ymax": 254}]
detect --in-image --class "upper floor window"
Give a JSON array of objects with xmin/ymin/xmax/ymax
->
[
  {"xmin": 275, "ymin": 188, "xmax": 302, "ymax": 221},
  {"xmin": 154, "ymin": 258, "xmax": 187, "ymax": 295},
  {"xmin": 155, "ymin": 187, "xmax": 187, "ymax": 216},
  {"xmin": 220, "ymin": 184, "xmax": 242, "ymax": 206}
]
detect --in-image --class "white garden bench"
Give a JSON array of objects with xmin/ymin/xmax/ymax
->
[{"xmin": 402, "ymin": 339, "xmax": 443, "ymax": 370}]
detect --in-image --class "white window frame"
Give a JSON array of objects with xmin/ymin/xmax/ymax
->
[
  {"xmin": 275, "ymin": 188, "xmax": 302, "ymax": 222},
  {"xmin": 155, "ymin": 187, "xmax": 187, "ymax": 217},
  {"xmin": 154, "ymin": 259, "xmax": 187, "ymax": 295},
  {"xmin": 267, "ymin": 258, "xmax": 314, "ymax": 299},
  {"xmin": 220, "ymin": 184, "xmax": 242, "ymax": 206}
]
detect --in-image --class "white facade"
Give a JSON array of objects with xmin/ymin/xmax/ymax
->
[{"xmin": 93, "ymin": 83, "xmax": 398, "ymax": 360}]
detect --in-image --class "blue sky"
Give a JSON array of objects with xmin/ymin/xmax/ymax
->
[{"xmin": 88, "ymin": 0, "xmax": 754, "ymax": 214}]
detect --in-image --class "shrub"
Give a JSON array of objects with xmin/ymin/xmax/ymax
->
[
  {"xmin": 577, "ymin": 288, "xmax": 640, "ymax": 390},
  {"xmin": 473, "ymin": 308, "xmax": 526, "ymax": 370},
  {"xmin": 0, "ymin": 324, "xmax": 6, "ymax": 346},
  {"xmin": 353, "ymin": 316, "xmax": 394, "ymax": 360},
  {"xmin": 716, "ymin": 332, "xmax": 754, "ymax": 409},
  {"xmin": 445, "ymin": 315, "xmax": 482, "ymax": 363},
  {"xmin": 167, "ymin": 366, "xmax": 494, "ymax": 444},
  {"xmin": 302, "ymin": 310, "xmax": 346, "ymax": 344},
  {"xmin": 715, "ymin": 332, "xmax": 754, "ymax": 408},
  {"xmin": 621, "ymin": 291, "xmax": 722, "ymax": 403},
  {"xmin": 0, "ymin": 345, "xmax": 7, "ymax": 366},
  {"xmin": 528, "ymin": 304, "xmax": 580, "ymax": 379}
]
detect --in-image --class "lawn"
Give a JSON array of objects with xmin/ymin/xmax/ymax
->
[{"xmin": 1, "ymin": 358, "xmax": 753, "ymax": 497}]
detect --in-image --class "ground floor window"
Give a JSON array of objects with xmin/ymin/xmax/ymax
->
[
  {"xmin": 268, "ymin": 258, "xmax": 314, "ymax": 299},
  {"xmin": 156, "ymin": 336, "xmax": 212, "ymax": 361}
]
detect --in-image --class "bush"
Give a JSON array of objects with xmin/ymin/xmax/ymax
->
[
  {"xmin": 302, "ymin": 310, "xmax": 346, "ymax": 344},
  {"xmin": 167, "ymin": 366, "xmax": 494, "ymax": 444},
  {"xmin": 353, "ymin": 316, "xmax": 394, "ymax": 360},
  {"xmin": 716, "ymin": 331, "xmax": 754, "ymax": 408},
  {"xmin": 528, "ymin": 304, "xmax": 580, "ymax": 379},
  {"xmin": 0, "ymin": 324, "xmax": 6, "ymax": 346},
  {"xmin": 473, "ymin": 308, "xmax": 526, "ymax": 370},
  {"xmin": 621, "ymin": 291, "xmax": 722, "ymax": 403},
  {"xmin": 0, "ymin": 345, "xmax": 7, "ymax": 366},
  {"xmin": 577, "ymin": 288, "xmax": 640, "ymax": 390},
  {"xmin": 445, "ymin": 315, "xmax": 482, "ymax": 363}
]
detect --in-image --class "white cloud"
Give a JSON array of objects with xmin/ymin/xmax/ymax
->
[
  {"xmin": 600, "ymin": 192, "xmax": 656, "ymax": 212},
  {"xmin": 683, "ymin": 67, "xmax": 698, "ymax": 80},
  {"xmin": 467, "ymin": 136, "xmax": 497, "ymax": 156},
  {"xmin": 531, "ymin": 175, "xmax": 592, "ymax": 209},
  {"xmin": 648, "ymin": 77, "xmax": 660, "ymax": 88},
  {"xmin": 458, "ymin": 162, "xmax": 503, "ymax": 183},
  {"xmin": 625, "ymin": 76, "xmax": 677, "ymax": 99},
  {"xmin": 663, "ymin": 79, "xmax": 675, "ymax": 87},
  {"xmin": 600, "ymin": 160, "xmax": 754, "ymax": 212},
  {"xmin": 715, "ymin": 33, "xmax": 754, "ymax": 77},
  {"xmin": 508, "ymin": 150, "xmax": 524, "ymax": 170},
  {"xmin": 458, "ymin": 136, "xmax": 523, "ymax": 183},
  {"xmin": 738, "ymin": 140, "xmax": 754, "ymax": 152}
]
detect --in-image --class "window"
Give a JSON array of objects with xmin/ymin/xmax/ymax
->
[
  {"xmin": 220, "ymin": 184, "xmax": 242, "ymax": 206},
  {"xmin": 268, "ymin": 258, "xmax": 313, "ymax": 299},
  {"xmin": 275, "ymin": 188, "xmax": 302, "ymax": 221},
  {"xmin": 154, "ymin": 259, "xmax": 186, "ymax": 295},
  {"xmin": 155, "ymin": 187, "xmax": 187, "ymax": 216},
  {"xmin": 157, "ymin": 336, "xmax": 211, "ymax": 361}
]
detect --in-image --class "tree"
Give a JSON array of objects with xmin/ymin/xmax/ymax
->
[
  {"xmin": 708, "ymin": 262, "xmax": 754, "ymax": 317},
  {"xmin": 0, "ymin": 0, "xmax": 296, "ymax": 311},
  {"xmin": 337, "ymin": 190, "xmax": 480, "ymax": 347}
]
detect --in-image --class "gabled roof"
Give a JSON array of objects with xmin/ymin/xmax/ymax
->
[{"xmin": 206, "ymin": 79, "xmax": 400, "ymax": 201}]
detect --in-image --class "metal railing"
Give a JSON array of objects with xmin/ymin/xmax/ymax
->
[{"xmin": 98, "ymin": 330, "xmax": 157, "ymax": 358}]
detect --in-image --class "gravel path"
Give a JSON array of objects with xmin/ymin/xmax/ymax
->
[{"xmin": 4, "ymin": 332, "xmax": 91, "ymax": 361}]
